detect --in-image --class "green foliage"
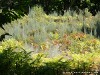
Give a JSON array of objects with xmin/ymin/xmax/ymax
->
[
  {"xmin": 2, "ymin": 7, "xmax": 100, "ymax": 43},
  {"xmin": 36, "ymin": 0, "xmax": 100, "ymax": 15},
  {"xmin": 0, "ymin": 0, "xmax": 33, "ymax": 27},
  {"xmin": 0, "ymin": 39, "xmax": 31, "ymax": 75},
  {"xmin": 0, "ymin": 38, "xmax": 100, "ymax": 75},
  {"xmin": 0, "ymin": 6, "xmax": 100, "ymax": 75},
  {"xmin": 0, "ymin": 0, "xmax": 99, "ymax": 27}
]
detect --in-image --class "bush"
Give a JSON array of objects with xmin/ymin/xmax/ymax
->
[
  {"xmin": 0, "ymin": 0, "xmax": 99, "ymax": 26},
  {"xmin": 0, "ymin": 39, "xmax": 100, "ymax": 75},
  {"xmin": 2, "ymin": 7, "xmax": 100, "ymax": 43},
  {"xmin": 0, "ymin": 7, "xmax": 100, "ymax": 75},
  {"xmin": 0, "ymin": 39, "xmax": 31, "ymax": 75}
]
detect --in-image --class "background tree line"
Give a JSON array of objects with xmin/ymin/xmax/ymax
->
[{"xmin": 0, "ymin": 0, "xmax": 100, "ymax": 27}]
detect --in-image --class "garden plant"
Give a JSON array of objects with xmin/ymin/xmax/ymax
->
[{"xmin": 0, "ymin": 6, "xmax": 100, "ymax": 75}]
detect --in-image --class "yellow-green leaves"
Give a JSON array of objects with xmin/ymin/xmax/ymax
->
[
  {"xmin": 0, "ymin": 46, "xmax": 3, "ymax": 53},
  {"xmin": 0, "ymin": 38, "xmax": 23, "ymax": 52}
]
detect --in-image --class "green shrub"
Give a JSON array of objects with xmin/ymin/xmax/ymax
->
[
  {"xmin": 0, "ymin": 7, "xmax": 100, "ymax": 75},
  {"xmin": 0, "ymin": 39, "xmax": 100, "ymax": 75},
  {"xmin": 1, "ymin": 7, "xmax": 99, "ymax": 42},
  {"xmin": 0, "ymin": 39, "xmax": 31, "ymax": 75}
]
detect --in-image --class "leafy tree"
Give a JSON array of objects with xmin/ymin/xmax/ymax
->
[{"xmin": 0, "ymin": 0, "xmax": 33, "ymax": 29}]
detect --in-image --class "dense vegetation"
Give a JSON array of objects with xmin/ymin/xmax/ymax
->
[
  {"xmin": 0, "ymin": 7, "xmax": 100, "ymax": 75},
  {"xmin": 0, "ymin": 0, "xmax": 100, "ymax": 27}
]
